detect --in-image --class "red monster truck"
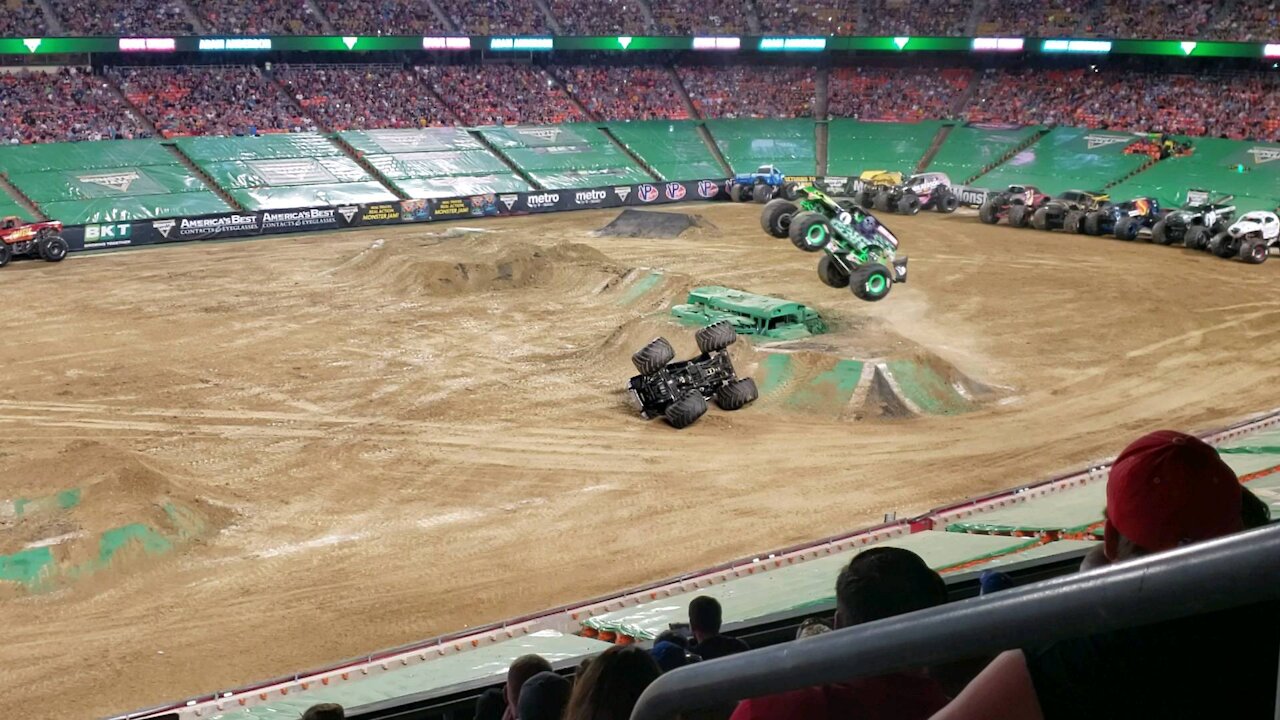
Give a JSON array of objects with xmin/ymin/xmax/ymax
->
[
  {"xmin": 0, "ymin": 216, "xmax": 68, "ymax": 267},
  {"xmin": 977, "ymin": 185, "xmax": 1052, "ymax": 227}
]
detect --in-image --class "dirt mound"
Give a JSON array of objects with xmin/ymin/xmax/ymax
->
[
  {"xmin": 336, "ymin": 237, "xmax": 626, "ymax": 297},
  {"xmin": 0, "ymin": 441, "xmax": 232, "ymax": 591},
  {"xmin": 595, "ymin": 209, "xmax": 712, "ymax": 239}
]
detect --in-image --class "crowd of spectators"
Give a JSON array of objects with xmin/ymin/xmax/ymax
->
[
  {"xmin": 863, "ymin": 0, "xmax": 969, "ymax": 36},
  {"xmin": 559, "ymin": 66, "xmax": 688, "ymax": 121},
  {"xmin": 650, "ymin": 0, "xmax": 754, "ymax": 34},
  {"xmin": 419, "ymin": 65, "xmax": 585, "ymax": 126},
  {"xmin": 109, "ymin": 65, "xmax": 314, "ymax": 137},
  {"xmin": 0, "ymin": 68, "xmax": 151, "ymax": 145},
  {"xmin": 754, "ymin": 0, "xmax": 856, "ymax": 35},
  {"xmin": 678, "ymin": 65, "xmax": 815, "ymax": 119},
  {"xmin": 321, "ymin": 0, "xmax": 446, "ymax": 34},
  {"xmin": 1207, "ymin": 0, "xmax": 1278, "ymax": 41},
  {"xmin": 434, "ymin": 0, "xmax": 547, "ymax": 34},
  {"xmin": 1088, "ymin": 0, "xmax": 1214, "ymax": 39},
  {"xmin": 548, "ymin": 0, "xmax": 648, "ymax": 34},
  {"xmin": 966, "ymin": 69, "xmax": 1280, "ymax": 141},
  {"xmin": 50, "ymin": 0, "xmax": 194, "ymax": 35},
  {"xmin": 977, "ymin": 0, "xmax": 1090, "ymax": 36},
  {"xmin": 274, "ymin": 65, "xmax": 454, "ymax": 131},
  {"xmin": 828, "ymin": 67, "xmax": 970, "ymax": 122},
  {"xmin": 0, "ymin": 0, "xmax": 48, "ymax": 36},
  {"xmin": 191, "ymin": 0, "xmax": 323, "ymax": 34}
]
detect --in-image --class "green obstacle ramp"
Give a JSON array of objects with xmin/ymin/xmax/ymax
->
[
  {"xmin": 704, "ymin": 119, "xmax": 817, "ymax": 177},
  {"xmin": 826, "ymin": 120, "xmax": 943, "ymax": 177},
  {"xmin": 783, "ymin": 360, "xmax": 863, "ymax": 415},
  {"xmin": 205, "ymin": 631, "xmax": 612, "ymax": 720},
  {"xmin": 607, "ymin": 120, "xmax": 724, "ymax": 181},
  {"xmin": 976, "ymin": 127, "xmax": 1149, "ymax": 196},
  {"xmin": 883, "ymin": 359, "xmax": 975, "ymax": 416}
]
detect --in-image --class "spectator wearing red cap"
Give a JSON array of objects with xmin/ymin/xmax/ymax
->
[{"xmin": 931, "ymin": 430, "xmax": 1279, "ymax": 720}]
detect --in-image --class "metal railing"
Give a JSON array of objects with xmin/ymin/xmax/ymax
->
[{"xmin": 631, "ymin": 522, "xmax": 1280, "ymax": 720}]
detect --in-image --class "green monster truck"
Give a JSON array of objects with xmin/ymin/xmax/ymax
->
[{"xmin": 760, "ymin": 187, "xmax": 907, "ymax": 302}]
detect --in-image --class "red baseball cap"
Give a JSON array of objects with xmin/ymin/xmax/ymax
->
[{"xmin": 1105, "ymin": 430, "xmax": 1242, "ymax": 558}]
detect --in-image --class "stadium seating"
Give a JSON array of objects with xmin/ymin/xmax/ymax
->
[
  {"xmin": 434, "ymin": 0, "xmax": 547, "ymax": 34},
  {"xmin": 476, "ymin": 123, "xmax": 653, "ymax": 189},
  {"xmin": 274, "ymin": 65, "xmax": 456, "ymax": 131},
  {"xmin": 976, "ymin": 0, "xmax": 1090, "ymax": 36},
  {"xmin": 1206, "ymin": 0, "xmax": 1279, "ymax": 41},
  {"xmin": 0, "ymin": 68, "xmax": 151, "ymax": 145},
  {"xmin": 109, "ymin": 65, "xmax": 315, "ymax": 138},
  {"xmin": 678, "ymin": 66, "xmax": 816, "ymax": 120},
  {"xmin": 189, "ymin": 0, "xmax": 323, "ymax": 33},
  {"xmin": 321, "ymin": 0, "xmax": 447, "ymax": 34},
  {"xmin": 863, "ymin": 0, "xmax": 970, "ymax": 36},
  {"xmin": 174, "ymin": 133, "xmax": 396, "ymax": 209},
  {"xmin": 0, "ymin": 0, "xmax": 48, "ymax": 35},
  {"xmin": 49, "ymin": 0, "xmax": 194, "ymax": 34},
  {"xmin": 0, "ymin": 139, "xmax": 230, "ymax": 223},
  {"xmin": 420, "ymin": 65, "xmax": 586, "ymax": 127},
  {"xmin": 341, "ymin": 127, "xmax": 531, "ymax": 198},
  {"xmin": 558, "ymin": 66, "xmax": 689, "ymax": 122},
  {"xmin": 827, "ymin": 67, "xmax": 970, "ymax": 123},
  {"xmin": 605, "ymin": 121, "xmax": 725, "ymax": 181},
  {"xmin": 755, "ymin": 0, "xmax": 856, "ymax": 34},
  {"xmin": 548, "ymin": 0, "xmax": 648, "ymax": 34},
  {"xmin": 649, "ymin": 0, "xmax": 753, "ymax": 33}
]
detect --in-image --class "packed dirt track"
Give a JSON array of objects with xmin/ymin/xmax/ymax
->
[{"xmin": 3, "ymin": 203, "xmax": 1280, "ymax": 719}]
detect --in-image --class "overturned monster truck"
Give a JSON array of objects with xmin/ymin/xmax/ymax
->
[
  {"xmin": 627, "ymin": 321, "xmax": 758, "ymax": 429},
  {"xmin": 0, "ymin": 216, "xmax": 68, "ymax": 268}
]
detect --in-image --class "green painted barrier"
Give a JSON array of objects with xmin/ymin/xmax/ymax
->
[
  {"xmin": 927, "ymin": 124, "xmax": 1045, "ymax": 180},
  {"xmin": 1106, "ymin": 137, "xmax": 1280, "ymax": 213},
  {"xmin": 0, "ymin": 195, "xmax": 31, "ymax": 221},
  {"xmin": 977, "ymin": 126, "xmax": 1149, "ymax": 195},
  {"xmin": 705, "ymin": 119, "xmax": 816, "ymax": 176},
  {"xmin": 826, "ymin": 120, "xmax": 943, "ymax": 176},
  {"xmin": 230, "ymin": 182, "xmax": 397, "ymax": 210},
  {"xmin": 607, "ymin": 121, "xmax": 724, "ymax": 181},
  {"xmin": 39, "ymin": 192, "xmax": 231, "ymax": 224}
]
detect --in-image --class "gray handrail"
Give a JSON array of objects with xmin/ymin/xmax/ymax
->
[{"xmin": 631, "ymin": 523, "xmax": 1280, "ymax": 720}]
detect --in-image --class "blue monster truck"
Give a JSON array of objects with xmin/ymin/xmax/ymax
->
[{"xmin": 727, "ymin": 165, "xmax": 801, "ymax": 204}]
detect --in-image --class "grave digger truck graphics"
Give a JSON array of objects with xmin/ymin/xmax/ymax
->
[{"xmin": 760, "ymin": 185, "xmax": 907, "ymax": 302}]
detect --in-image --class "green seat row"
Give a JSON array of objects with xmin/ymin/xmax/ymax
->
[{"xmin": 478, "ymin": 124, "xmax": 652, "ymax": 190}]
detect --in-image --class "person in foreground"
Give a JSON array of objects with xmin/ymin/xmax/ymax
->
[
  {"xmin": 564, "ymin": 645, "xmax": 662, "ymax": 720},
  {"xmin": 730, "ymin": 547, "xmax": 951, "ymax": 720},
  {"xmin": 931, "ymin": 430, "xmax": 1280, "ymax": 720},
  {"xmin": 687, "ymin": 596, "xmax": 750, "ymax": 660}
]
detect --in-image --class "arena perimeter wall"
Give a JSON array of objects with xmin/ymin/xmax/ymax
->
[{"xmin": 59, "ymin": 178, "xmax": 727, "ymax": 253}]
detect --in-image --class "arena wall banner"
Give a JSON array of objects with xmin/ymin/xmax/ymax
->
[{"xmin": 59, "ymin": 179, "xmax": 727, "ymax": 253}]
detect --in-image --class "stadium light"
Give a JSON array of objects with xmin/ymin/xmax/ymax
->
[
  {"xmin": 972, "ymin": 38, "xmax": 1024, "ymax": 52},
  {"xmin": 1264, "ymin": 43, "xmax": 1280, "ymax": 58}
]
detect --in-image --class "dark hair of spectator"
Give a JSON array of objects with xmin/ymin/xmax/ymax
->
[
  {"xmin": 688, "ymin": 595, "xmax": 722, "ymax": 636},
  {"xmin": 506, "ymin": 654, "xmax": 553, "ymax": 707},
  {"xmin": 835, "ymin": 547, "xmax": 947, "ymax": 627},
  {"xmin": 473, "ymin": 687, "xmax": 506, "ymax": 720},
  {"xmin": 300, "ymin": 703, "xmax": 344, "ymax": 720},
  {"xmin": 563, "ymin": 645, "xmax": 662, "ymax": 720},
  {"xmin": 1242, "ymin": 487, "xmax": 1271, "ymax": 529}
]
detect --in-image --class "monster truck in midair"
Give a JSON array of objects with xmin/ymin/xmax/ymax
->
[
  {"xmin": 1154, "ymin": 191, "xmax": 1236, "ymax": 248},
  {"xmin": 869, "ymin": 172, "xmax": 960, "ymax": 216},
  {"xmin": 1203, "ymin": 210, "xmax": 1279, "ymax": 264},
  {"xmin": 781, "ymin": 188, "xmax": 908, "ymax": 302},
  {"xmin": 627, "ymin": 321, "xmax": 758, "ymax": 429},
  {"xmin": 759, "ymin": 185, "xmax": 858, "ymax": 239},
  {"xmin": 0, "ymin": 216, "xmax": 68, "ymax": 268},
  {"xmin": 1079, "ymin": 197, "xmax": 1162, "ymax": 240},
  {"xmin": 1030, "ymin": 190, "xmax": 1111, "ymax": 232},
  {"xmin": 977, "ymin": 185, "xmax": 1051, "ymax": 226},
  {"xmin": 727, "ymin": 165, "xmax": 800, "ymax": 204}
]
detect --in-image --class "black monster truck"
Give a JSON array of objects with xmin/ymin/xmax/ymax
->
[
  {"xmin": 1152, "ymin": 190, "xmax": 1236, "ymax": 248},
  {"xmin": 1031, "ymin": 190, "xmax": 1110, "ymax": 232},
  {"xmin": 627, "ymin": 321, "xmax": 758, "ymax": 429},
  {"xmin": 977, "ymin": 185, "xmax": 1051, "ymax": 226}
]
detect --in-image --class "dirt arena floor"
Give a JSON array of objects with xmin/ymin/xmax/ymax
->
[{"xmin": 4, "ymin": 202, "xmax": 1280, "ymax": 719}]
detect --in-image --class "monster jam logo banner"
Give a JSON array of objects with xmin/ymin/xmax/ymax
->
[
  {"xmin": 359, "ymin": 203, "xmax": 401, "ymax": 225},
  {"xmin": 1248, "ymin": 146, "xmax": 1280, "ymax": 164},
  {"xmin": 77, "ymin": 171, "xmax": 141, "ymax": 193},
  {"xmin": 1084, "ymin": 134, "xmax": 1135, "ymax": 151}
]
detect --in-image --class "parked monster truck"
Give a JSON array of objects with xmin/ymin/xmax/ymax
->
[
  {"xmin": 870, "ymin": 172, "xmax": 960, "ymax": 215},
  {"xmin": 1153, "ymin": 191, "xmax": 1236, "ymax": 248},
  {"xmin": 0, "ymin": 216, "xmax": 67, "ymax": 267},
  {"xmin": 1203, "ymin": 210, "xmax": 1279, "ymax": 264},
  {"xmin": 727, "ymin": 165, "xmax": 800, "ymax": 204},
  {"xmin": 1031, "ymin": 190, "xmax": 1110, "ymax": 232},
  {"xmin": 977, "ymin": 185, "xmax": 1051, "ymax": 225},
  {"xmin": 853, "ymin": 170, "xmax": 903, "ymax": 210},
  {"xmin": 760, "ymin": 185, "xmax": 858, "ymax": 239},
  {"xmin": 787, "ymin": 202, "xmax": 907, "ymax": 302},
  {"xmin": 627, "ymin": 322, "xmax": 758, "ymax": 429},
  {"xmin": 1079, "ymin": 197, "xmax": 1161, "ymax": 240}
]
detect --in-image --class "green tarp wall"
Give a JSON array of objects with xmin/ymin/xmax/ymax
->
[
  {"xmin": 1106, "ymin": 138, "xmax": 1280, "ymax": 213},
  {"xmin": 976, "ymin": 127, "xmax": 1150, "ymax": 195},
  {"xmin": 926, "ymin": 124, "xmax": 1046, "ymax": 182},
  {"xmin": 478, "ymin": 124, "xmax": 652, "ymax": 189},
  {"xmin": 0, "ymin": 139, "xmax": 230, "ymax": 224},
  {"xmin": 342, "ymin": 128, "xmax": 530, "ymax": 198},
  {"xmin": 705, "ymin": 119, "xmax": 816, "ymax": 176},
  {"xmin": 0, "ymin": 195, "xmax": 31, "ymax": 221},
  {"xmin": 606, "ymin": 121, "xmax": 724, "ymax": 181},
  {"xmin": 826, "ymin": 120, "xmax": 942, "ymax": 177},
  {"xmin": 175, "ymin": 133, "xmax": 396, "ymax": 210}
]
